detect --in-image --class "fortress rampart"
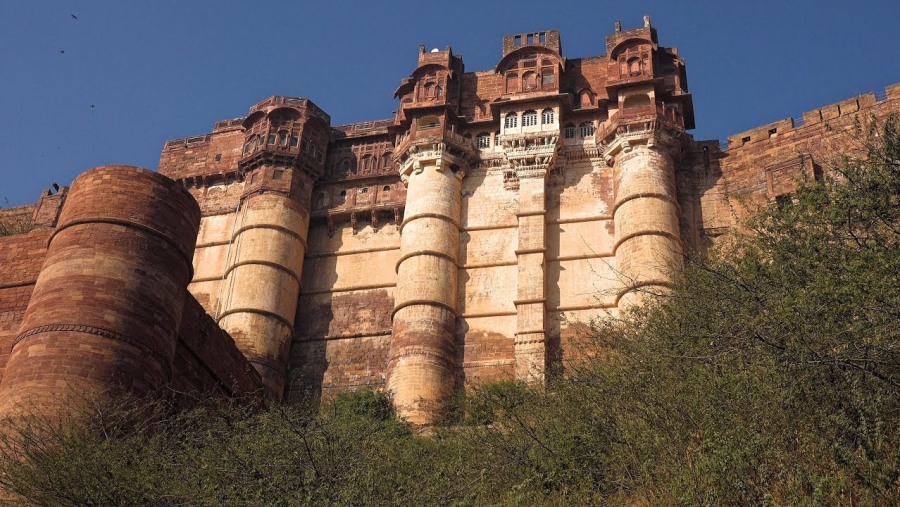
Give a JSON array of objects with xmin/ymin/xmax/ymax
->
[{"xmin": 1, "ymin": 19, "xmax": 898, "ymax": 423}]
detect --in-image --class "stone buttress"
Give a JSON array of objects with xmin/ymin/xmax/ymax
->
[
  {"xmin": 0, "ymin": 165, "xmax": 200, "ymax": 416},
  {"xmin": 599, "ymin": 101, "xmax": 685, "ymax": 310},
  {"xmin": 216, "ymin": 98, "xmax": 330, "ymax": 399},
  {"xmin": 387, "ymin": 132, "xmax": 474, "ymax": 425}
]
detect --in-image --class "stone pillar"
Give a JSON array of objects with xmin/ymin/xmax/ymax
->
[
  {"xmin": 387, "ymin": 144, "xmax": 467, "ymax": 426},
  {"xmin": 513, "ymin": 174, "xmax": 548, "ymax": 381},
  {"xmin": 603, "ymin": 121, "xmax": 683, "ymax": 310},
  {"xmin": 501, "ymin": 130, "xmax": 560, "ymax": 383},
  {"xmin": 217, "ymin": 165, "xmax": 312, "ymax": 400},
  {"xmin": 0, "ymin": 165, "xmax": 200, "ymax": 417}
]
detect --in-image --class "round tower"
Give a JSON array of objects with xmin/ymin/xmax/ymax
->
[
  {"xmin": 387, "ymin": 116, "xmax": 474, "ymax": 426},
  {"xmin": 216, "ymin": 97, "xmax": 330, "ymax": 400},
  {"xmin": 0, "ymin": 165, "xmax": 200, "ymax": 417},
  {"xmin": 601, "ymin": 103, "xmax": 684, "ymax": 310}
]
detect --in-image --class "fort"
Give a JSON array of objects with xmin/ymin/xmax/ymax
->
[{"xmin": 1, "ymin": 18, "xmax": 899, "ymax": 425}]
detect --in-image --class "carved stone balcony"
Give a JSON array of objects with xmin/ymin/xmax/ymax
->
[
  {"xmin": 394, "ymin": 129, "xmax": 476, "ymax": 184},
  {"xmin": 596, "ymin": 102, "xmax": 685, "ymax": 165},
  {"xmin": 498, "ymin": 131, "xmax": 561, "ymax": 188}
]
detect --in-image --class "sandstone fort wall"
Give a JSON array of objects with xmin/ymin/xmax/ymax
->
[{"xmin": 1, "ymin": 21, "xmax": 898, "ymax": 423}]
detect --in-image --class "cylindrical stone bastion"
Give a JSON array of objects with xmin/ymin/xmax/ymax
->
[{"xmin": 0, "ymin": 165, "xmax": 200, "ymax": 416}]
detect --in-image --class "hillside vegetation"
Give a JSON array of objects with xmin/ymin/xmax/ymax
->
[{"xmin": 1, "ymin": 115, "xmax": 898, "ymax": 506}]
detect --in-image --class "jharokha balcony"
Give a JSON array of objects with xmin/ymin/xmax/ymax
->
[{"xmin": 595, "ymin": 99, "xmax": 685, "ymax": 146}]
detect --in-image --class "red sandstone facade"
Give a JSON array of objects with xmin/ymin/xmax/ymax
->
[{"xmin": 1, "ymin": 19, "xmax": 898, "ymax": 422}]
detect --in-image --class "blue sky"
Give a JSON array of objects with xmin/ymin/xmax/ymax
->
[{"xmin": 1, "ymin": 0, "xmax": 899, "ymax": 206}]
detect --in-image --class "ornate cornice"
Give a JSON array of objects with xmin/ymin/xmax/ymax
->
[
  {"xmin": 499, "ymin": 130, "xmax": 562, "ymax": 188},
  {"xmin": 597, "ymin": 109, "xmax": 685, "ymax": 166},
  {"xmin": 395, "ymin": 132, "xmax": 475, "ymax": 185}
]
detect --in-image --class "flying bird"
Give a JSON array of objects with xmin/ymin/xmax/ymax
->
[
  {"xmin": 59, "ymin": 50, "xmax": 65, "ymax": 54},
  {"xmin": 71, "ymin": 14, "xmax": 78, "ymax": 20}
]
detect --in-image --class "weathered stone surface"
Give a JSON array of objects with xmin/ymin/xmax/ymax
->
[{"xmin": 1, "ymin": 22, "xmax": 898, "ymax": 423}]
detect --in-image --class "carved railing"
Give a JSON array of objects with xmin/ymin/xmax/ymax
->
[
  {"xmin": 333, "ymin": 119, "xmax": 395, "ymax": 134},
  {"xmin": 164, "ymin": 134, "xmax": 212, "ymax": 149},
  {"xmin": 213, "ymin": 117, "xmax": 246, "ymax": 130},
  {"xmin": 247, "ymin": 96, "xmax": 331, "ymax": 124},
  {"xmin": 393, "ymin": 128, "xmax": 475, "ymax": 168},
  {"xmin": 596, "ymin": 101, "xmax": 684, "ymax": 144}
]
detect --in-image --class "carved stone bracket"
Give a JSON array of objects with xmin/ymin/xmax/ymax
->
[
  {"xmin": 395, "ymin": 132, "xmax": 476, "ymax": 186},
  {"xmin": 500, "ymin": 131, "xmax": 562, "ymax": 189},
  {"xmin": 598, "ymin": 116, "xmax": 684, "ymax": 166}
]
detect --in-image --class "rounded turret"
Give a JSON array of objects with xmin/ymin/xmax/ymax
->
[
  {"xmin": 216, "ymin": 97, "xmax": 330, "ymax": 399},
  {"xmin": 0, "ymin": 165, "xmax": 200, "ymax": 416},
  {"xmin": 387, "ymin": 112, "xmax": 474, "ymax": 425},
  {"xmin": 599, "ymin": 98, "xmax": 685, "ymax": 309}
]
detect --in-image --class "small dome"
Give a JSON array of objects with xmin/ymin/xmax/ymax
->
[{"xmin": 430, "ymin": 48, "xmax": 440, "ymax": 53}]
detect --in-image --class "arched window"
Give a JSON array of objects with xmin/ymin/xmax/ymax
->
[
  {"xmin": 563, "ymin": 123, "xmax": 576, "ymax": 139},
  {"xmin": 628, "ymin": 57, "xmax": 642, "ymax": 76},
  {"xmin": 504, "ymin": 112, "xmax": 518, "ymax": 129},
  {"xmin": 277, "ymin": 131, "xmax": 289, "ymax": 147},
  {"xmin": 540, "ymin": 65, "xmax": 555, "ymax": 87},
  {"xmin": 243, "ymin": 135, "xmax": 259, "ymax": 154},
  {"xmin": 423, "ymin": 82, "xmax": 435, "ymax": 99},
  {"xmin": 541, "ymin": 108, "xmax": 554, "ymax": 125},
  {"xmin": 382, "ymin": 153, "xmax": 392, "ymax": 169},
  {"xmin": 289, "ymin": 134, "xmax": 299, "ymax": 148},
  {"xmin": 340, "ymin": 159, "xmax": 351, "ymax": 176},
  {"xmin": 475, "ymin": 133, "xmax": 490, "ymax": 149},
  {"xmin": 580, "ymin": 91, "xmax": 592, "ymax": 108},
  {"xmin": 522, "ymin": 71, "xmax": 538, "ymax": 91},
  {"xmin": 522, "ymin": 110, "xmax": 538, "ymax": 127},
  {"xmin": 338, "ymin": 190, "xmax": 347, "ymax": 205},
  {"xmin": 579, "ymin": 121, "xmax": 595, "ymax": 138},
  {"xmin": 267, "ymin": 133, "xmax": 276, "ymax": 145},
  {"xmin": 505, "ymin": 73, "xmax": 518, "ymax": 93},
  {"xmin": 623, "ymin": 94, "xmax": 651, "ymax": 111},
  {"xmin": 419, "ymin": 116, "xmax": 440, "ymax": 130},
  {"xmin": 361, "ymin": 155, "xmax": 374, "ymax": 174}
]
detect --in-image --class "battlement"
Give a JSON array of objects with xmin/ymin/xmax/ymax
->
[
  {"xmin": 501, "ymin": 30, "xmax": 561, "ymax": 57},
  {"xmin": 213, "ymin": 117, "xmax": 246, "ymax": 132},
  {"xmin": 606, "ymin": 16, "xmax": 658, "ymax": 55},
  {"xmin": 726, "ymin": 82, "xmax": 900, "ymax": 149},
  {"xmin": 332, "ymin": 119, "xmax": 395, "ymax": 139},
  {"xmin": 247, "ymin": 96, "xmax": 331, "ymax": 124}
]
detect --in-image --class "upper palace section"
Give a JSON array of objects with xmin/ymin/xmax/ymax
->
[{"xmin": 158, "ymin": 17, "xmax": 694, "ymax": 187}]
